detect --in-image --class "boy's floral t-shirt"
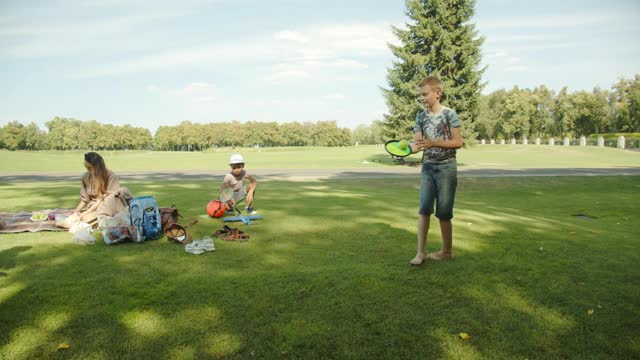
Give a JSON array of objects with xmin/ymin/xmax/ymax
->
[{"xmin": 413, "ymin": 107, "xmax": 461, "ymax": 163}]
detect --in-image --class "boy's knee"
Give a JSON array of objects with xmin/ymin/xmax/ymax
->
[{"xmin": 435, "ymin": 212, "xmax": 453, "ymax": 221}]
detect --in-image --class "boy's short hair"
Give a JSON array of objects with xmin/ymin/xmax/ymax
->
[{"xmin": 419, "ymin": 76, "xmax": 442, "ymax": 91}]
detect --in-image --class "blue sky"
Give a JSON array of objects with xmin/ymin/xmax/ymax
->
[{"xmin": 1, "ymin": 0, "xmax": 639, "ymax": 133}]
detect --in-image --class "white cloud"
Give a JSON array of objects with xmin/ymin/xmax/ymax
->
[
  {"xmin": 504, "ymin": 65, "xmax": 528, "ymax": 73},
  {"xmin": 273, "ymin": 30, "xmax": 309, "ymax": 43},
  {"xmin": 504, "ymin": 56, "xmax": 520, "ymax": 65},
  {"xmin": 261, "ymin": 22, "xmax": 387, "ymax": 83},
  {"xmin": 263, "ymin": 58, "xmax": 368, "ymax": 83},
  {"xmin": 483, "ymin": 48, "xmax": 528, "ymax": 73},
  {"xmin": 310, "ymin": 23, "xmax": 395, "ymax": 54},
  {"xmin": 0, "ymin": 12, "xmax": 192, "ymax": 58},
  {"xmin": 264, "ymin": 69, "xmax": 311, "ymax": 83},
  {"xmin": 323, "ymin": 93, "xmax": 345, "ymax": 100},
  {"xmin": 147, "ymin": 82, "xmax": 219, "ymax": 104},
  {"xmin": 78, "ymin": 21, "xmax": 391, "ymax": 81},
  {"xmin": 484, "ymin": 34, "xmax": 551, "ymax": 44},
  {"xmin": 477, "ymin": 11, "xmax": 623, "ymax": 30},
  {"xmin": 78, "ymin": 39, "xmax": 277, "ymax": 78}
]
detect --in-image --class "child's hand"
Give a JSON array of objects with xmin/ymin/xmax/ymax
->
[
  {"xmin": 414, "ymin": 138, "xmax": 440, "ymax": 151},
  {"xmin": 413, "ymin": 139, "xmax": 427, "ymax": 152}
]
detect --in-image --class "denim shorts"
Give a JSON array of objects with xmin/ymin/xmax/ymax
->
[{"xmin": 419, "ymin": 160, "xmax": 458, "ymax": 220}]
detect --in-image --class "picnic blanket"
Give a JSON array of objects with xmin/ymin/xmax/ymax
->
[{"xmin": 0, "ymin": 209, "xmax": 74, "ymax": 233}]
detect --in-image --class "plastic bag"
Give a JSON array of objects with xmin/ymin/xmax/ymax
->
[
  {"xmin": 70, "ymin": 222, "xmax": 95, "ymax": 245},
  {"xmin": 57, "ymin": 213, "xmax": 80, "ymax": 229},
  {"xmin": 98, "ymin": 208, "xmax": 131, "ymax": 229},
  {"xmin": 102, "ymin": 224, "xmax": 140, "ymax": 245}
]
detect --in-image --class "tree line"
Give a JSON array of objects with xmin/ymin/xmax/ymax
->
[
  {"xmin": 2, "ymin": 73, "xmax": 637, "ymax": 151},
  {"xmin": 476, "ymin": 75, "xmax": 640, "ymax": 140},
  {"xmin": 0, "ymin": 118, "xmax": 372, "ymax": 151},
  {"xmin": 1, "ymin": 74, "xmax": 638, "ymax": 151}
]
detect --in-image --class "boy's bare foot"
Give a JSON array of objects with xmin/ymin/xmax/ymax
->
[
  {"xmin": 426, "ymin": 251, "xmax": 453, "ymax": 260},
  {"xmin": 410, "ymin": 253, "xmax": 427, "ymax": 266}
]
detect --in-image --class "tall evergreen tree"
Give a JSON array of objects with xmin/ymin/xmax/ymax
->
[{"xmin": 382, "ymin": 0, "xmax": 485, "ymax": 143}]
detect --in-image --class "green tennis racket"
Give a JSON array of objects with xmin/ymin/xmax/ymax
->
[{"xmin": 384, "ymin": 140, "xmax": 413, "ymax": 157}]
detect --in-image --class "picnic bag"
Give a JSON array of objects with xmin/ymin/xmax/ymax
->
[
  {"xmin": 159, "ymin": 206, "xmax": 181, "ymax": 231},
  {"xmin": 129, "ymin": 196, "xmax": 161, "ymax": 241}
]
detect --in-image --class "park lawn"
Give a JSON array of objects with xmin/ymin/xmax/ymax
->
[
  {"xmin": 0, "ymin": 176, "xmax": 639, "ymax": 359},
  {"xmin": 0, "ymin": 145, "xmax": 639, "ymax": 173}
]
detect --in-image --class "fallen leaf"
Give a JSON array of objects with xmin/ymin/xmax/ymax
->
[
  {"xmin": 458, "ymin": 333, "xmax": 470, "ymax": 340},
  {"xmin": 587, "ymin": 309, "xmax": 594, "ymax": 316},
  {"xmin": 57, "ymin": 343, "xmax": 70, "ymax": 350}
]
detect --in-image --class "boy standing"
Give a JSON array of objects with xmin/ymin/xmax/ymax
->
[
  {"xmin": 220, "ymin": 154, "xmax": 258, "ymax": 214},
  {"xmin": 410, "ymin": 76, "xmax": 463, "ymax": 265}
]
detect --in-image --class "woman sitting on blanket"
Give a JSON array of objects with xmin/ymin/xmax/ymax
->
[{"xmin": 71, "ymin": 152, "xmax": 132, "ymax": 226}]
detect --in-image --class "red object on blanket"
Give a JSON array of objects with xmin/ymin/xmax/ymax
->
[{"xmin": 207, "ymin": 200, "xmax": 226, "ymax": 218}]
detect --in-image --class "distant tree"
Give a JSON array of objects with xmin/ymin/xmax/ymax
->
[
  {"xmin": 370, "ymin": 120, "xmax": 386, "ymax": 144},
  {"xmin": 629, "ymin": 75, "xmax": 640, "ymax": 132},
  {"xmin": 611, "ymin": 75, "xmax": 640, "ymax": 132},
  {"xmin": 571, "ymin": 90, "xmax": 608, "ymax": 136},
  {"xmin": 352, "ymin": 124, "xmax": 374, "ymax": 145},
  {"xmin": 532, "ymin": 85, "xmax": 555, "ymax": 138},
  {"xmin": 155, "ymin": 126, "xmax": 179, "ymax": 150},
  {"xmin": 46, "ymin": 117, "xmax": 70, "ymax": 150},
  {"xmin": 476, "ymin": 89, "xmax": 506, "ymax": 140},
  {"xmin": 553, "ymin": 87, "xmax": 578, "ymax": 137},
  {"xmin": 495, "ymin": 87, "xmax": 536, "ymax": 139},
  {"xmin": 382, "ymin": 0, "xmax": 485, "ymax": 144},
  {"xmin": 100, "ymin": 124, "xmax": 117, "ymax": 150},
  {"xmin": 78, "ymin": 120, "xmax": 101, "ymax": 150},
  {"xmin": 22, "ymin": 122, "xmax": 46, "ymax": 150},
  {"xmin": 308, "ymin": 121, "xmax": 351, "ymax": 146},
  {"xmin": 0, "ymin": 121, "xmax": 25, "ymax": 150},
  {"xmin": 279, "ymin": 122, "xmax": 308, "ymax": 146},
  {"xmin": 351, "ymin": 120, "xmax": 385, "ymax": 145}
]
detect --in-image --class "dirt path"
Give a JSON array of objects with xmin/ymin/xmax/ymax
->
[{"xmin": 1, "ymin": 167, "xmax": 639, "ymax": 182}]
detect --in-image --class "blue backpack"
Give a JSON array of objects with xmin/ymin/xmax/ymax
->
[{"xmin": 129, "ymin": 196, "xmax": 161, "ymax": 241}]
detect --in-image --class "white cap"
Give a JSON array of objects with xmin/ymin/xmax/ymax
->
[{"xmin": 229, "ymin": 154, "xmax": 244, "ymax": 165}]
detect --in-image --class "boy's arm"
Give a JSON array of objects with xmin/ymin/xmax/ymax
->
[
  {"xmin": 246, "ymin": 175, "xmax": 257, "ymax": 191},
  {"xmin": 411, "ymin": 131, "xmax": 424, "ymax": 154},
  {"xmin": 219, "ymin": 175, "xmax": 230, "ymax": 198},
  {"xmin": 423, "ymin": 127, "xmax": 463, "ymax": 149}
]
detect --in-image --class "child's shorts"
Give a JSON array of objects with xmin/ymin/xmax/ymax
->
[
  {"xmin": 419, "ymin": 160, "xmax": 457, "ymax": 220},
  {"xmin": 222, "ymin": 186, "xmax": 248, "ymax": 204}
]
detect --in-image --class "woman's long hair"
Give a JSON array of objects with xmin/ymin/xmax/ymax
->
[{"xmin": 83, "ymin": 152, "xmax": 109, "ymax": 195}]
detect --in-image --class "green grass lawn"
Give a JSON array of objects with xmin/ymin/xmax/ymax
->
[
  {"xmin": 1, "ymin": 177, "xmax": 639, "ymax": 359},
  {"xmin": 0, "ymin": 145, "xmax": 638, "ymax": 173}
]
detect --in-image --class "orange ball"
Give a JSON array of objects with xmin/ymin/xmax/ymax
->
[{"xmin": 207, "ymin": 200, "xmax": 226, "ymax": 218}]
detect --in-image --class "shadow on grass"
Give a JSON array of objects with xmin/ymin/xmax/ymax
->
[
  {"xmin": 365, "ymin": 153, "xmax": 423, "ymax": 167},
  {"xmin": 0, "ymin": 177, "xmax": 639, "ymax": 359}
]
